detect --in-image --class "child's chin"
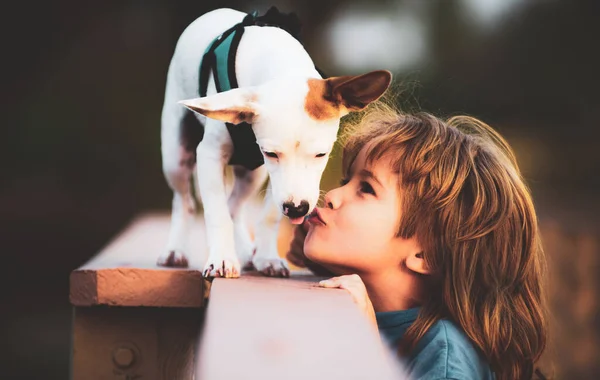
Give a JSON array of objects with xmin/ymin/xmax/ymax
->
[
  {"xmin": 304, "ymin": 243, "xmax": 330, "ymax": 264},
  {"xmin": 303, "ymin": 241, "xmax": 318, "ymax": 261}
]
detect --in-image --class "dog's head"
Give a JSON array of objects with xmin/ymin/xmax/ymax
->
[{"xmin": 181, "ymin": 70, "xmax": 392, "ymax": 224}]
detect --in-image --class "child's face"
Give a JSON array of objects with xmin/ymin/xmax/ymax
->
[{"xmin": 304, "ymin": 145, "xmax": 421, "ymax": 274}]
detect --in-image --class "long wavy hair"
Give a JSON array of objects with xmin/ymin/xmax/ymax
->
[{"xmin": 341, "ymin": 101, "xmax": 548, "ymax": 380}]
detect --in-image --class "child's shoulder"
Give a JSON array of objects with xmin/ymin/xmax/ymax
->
[{"xmin": 408, "ymin": 319, "xmax": 495, "ymax": 380}]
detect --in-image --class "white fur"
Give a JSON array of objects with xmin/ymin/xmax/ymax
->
[{"xmin": 159, "ymin": 8, "xmax": 341, "ymax": 277}]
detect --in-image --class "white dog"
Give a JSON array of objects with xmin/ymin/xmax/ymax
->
[{"xmin": 158, "ymin": 7, "xmax": 391, "ymax": 278}]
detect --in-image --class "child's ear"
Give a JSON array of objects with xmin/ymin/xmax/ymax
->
[{"xmin": 406, "ymin": 251, "xmax": 431, "ymax": 275}]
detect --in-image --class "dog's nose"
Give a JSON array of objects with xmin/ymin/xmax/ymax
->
[{"xmin": 282, "ymin": 200, "xmax": 310, "ymax": 218}]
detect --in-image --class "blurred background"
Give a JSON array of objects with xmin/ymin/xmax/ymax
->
[{"xmin": 2, "ymin": 0, "xmax": 599, "ymax": 378}]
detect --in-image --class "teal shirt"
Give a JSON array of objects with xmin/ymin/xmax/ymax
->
[{"xmin": 376, "ymin": 308, "xmax": 495, "ymax": 380}]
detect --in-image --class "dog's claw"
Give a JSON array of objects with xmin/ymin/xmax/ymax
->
[
  {"xmin": 242, "ymin": 261, "xmax": 256, "ymax": 271},
  {"xmin": 203, "ymin": 258, "xmax": 240, "ymax": 278},
  {"xmin": 253, "ymin": 257, "xmax": 290, "ymax": 278},
  {"xmin": 157, "ymin": 250, "xmax": 189, "ymax": 268},
  {"xmin": 203, "ymin": 264, "xmax": 214, "ymax": 278}
]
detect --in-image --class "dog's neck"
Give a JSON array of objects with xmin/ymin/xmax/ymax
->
[{"xmin": 234, "ymin": 25, "xmax": 322, "ymax": 87}]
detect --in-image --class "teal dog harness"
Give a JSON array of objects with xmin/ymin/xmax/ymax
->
[{"xmin": 198, "ymin": 7, "xmax": 325, "ymax": 171}]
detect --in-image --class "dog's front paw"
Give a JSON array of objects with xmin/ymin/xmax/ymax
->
[
  {"xmin": 157, "ymin": 250, "xmax": 189, "ymax": 268},
  {"xmin": 252, "ymin": 257, "xmax": 290, "ymax": 278},
  {"xmin": 203, "ymin": 257, "xmax": 241, "ymax": 278}
]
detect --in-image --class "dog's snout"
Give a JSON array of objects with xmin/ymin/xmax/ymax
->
[
  {"xmin": 282, "ymin": 200, "xmax": 310, "ymax": 218},
  {"xmin": 295, "ymin": 201, "xmax": 309, "ymax": 217}
]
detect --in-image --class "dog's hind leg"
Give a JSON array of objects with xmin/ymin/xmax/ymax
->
[
  {"xmin": 158, "ymin": 108, "xmax": 201, "ymax": 267},
  {"xmin": 159, "ymin": 185, "xmax": 195, "ymax": 267},
  {"xmin": 228, "ymin": 165, "xmax": 268, "ymax": 270}
]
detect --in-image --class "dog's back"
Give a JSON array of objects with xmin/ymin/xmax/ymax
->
[
  {"xmin": 161, "ymin": 9, "xmax": 246, "ymax": 176},
  {"xmin": 164, "ymin": 9, "xmax": 246, "ymax": 106},
  {"xmin": 161, "ymin": 8, "xmax": 316, "ymax": 175}
]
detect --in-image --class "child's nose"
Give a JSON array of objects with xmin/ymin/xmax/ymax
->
[{"xmin": 324, "ymin": 188, "xmax": 342, "ymax": 209}]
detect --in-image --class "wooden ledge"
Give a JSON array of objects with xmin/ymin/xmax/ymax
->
[
  {"xmin": 69, "ymin": 213, "xmax": 404, "ymax": 378},
  {"xmin": 70, "ymin": 213, "xmax": 209, "ymax": 308},
  {"xmin": 69, "ymin": 211, "xmax": 295, "ymax": 308},
  {"xmin": 198, "ymin": 273, "xmax": 404, "ymax": 379}
]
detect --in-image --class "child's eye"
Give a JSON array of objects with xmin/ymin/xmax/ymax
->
[
  {"xmin": 339, "ymin": 178, "xmax": 350, "ymax": 186},
  {"xmin": 359, "ymin": 181, "xmax": 376, "ymax": 195}
]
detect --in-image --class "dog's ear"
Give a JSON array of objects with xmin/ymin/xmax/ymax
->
[
  {"xmin": 179, "ymin": 87, "xmax": 259, "ymax": 125},
  {"xmin": 329, "ymin": 70, "xmax": 392, "ymax": 116},
  {"xmin": 305, "ymin": 70, "xmax": 392, "ymax": 120}
]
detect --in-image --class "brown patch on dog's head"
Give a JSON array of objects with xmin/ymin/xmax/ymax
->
[
  {"xmin": 305, "ymin": 78, "xmax": 346, "ymax": 121},
  {"xmin": 304, "ymin": 70, "xmax": 393, "ymax": 121}
]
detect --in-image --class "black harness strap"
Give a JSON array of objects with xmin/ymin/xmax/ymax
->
[{"xmin": 198, "ymin": 8, "xmax": 327, "ymax": 171}]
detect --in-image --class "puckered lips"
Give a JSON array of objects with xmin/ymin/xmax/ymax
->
[{"xmin": 306, "ymin": 208, "xmax": 326, "ymax": 226}]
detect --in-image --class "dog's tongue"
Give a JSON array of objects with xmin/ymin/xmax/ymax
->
[{"xmin": 289, "ymin": 217, "xmax": 305, "ymax": 225}]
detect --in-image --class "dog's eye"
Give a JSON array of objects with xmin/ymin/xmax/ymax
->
[
  {"xmin": 315, "ymin": 153, "xmax": 327, "ymax": 158},
  {"xmin": 264, "ymin": 151, "xmax": 278, "ymax": 159}
]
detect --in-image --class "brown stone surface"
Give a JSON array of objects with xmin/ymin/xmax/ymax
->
[{"xmin": 198, "ymin": 273, "xmax": 405, "ymax": 380}]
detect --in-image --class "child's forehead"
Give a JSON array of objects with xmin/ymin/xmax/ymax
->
[{"xmin": 348, "ymin": 147, "xmax": 397, "ymax": 178}]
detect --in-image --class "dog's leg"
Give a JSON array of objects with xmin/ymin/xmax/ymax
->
[
  {"xmin": 228, "ymin": 165, "xmax": 268, "ymax": 270},
  {"xmin": 252, "ymin": 186, "xmax": 290, "ymax": 277},
  {"xmin": 158, "ymin": 178, "xmax": 196, "ymax": 267},
  {"xmin": 196, "ymin": 126, "xmax": 240, "ymax": 278},
  {"xmin": 158, "ymin": 107, "xmax": 199, "ymax": 267}
]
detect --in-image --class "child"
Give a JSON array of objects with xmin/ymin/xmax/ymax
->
[{"xmin": 287, "ymin": 102, "xmax": 548, "ymax": 380}]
